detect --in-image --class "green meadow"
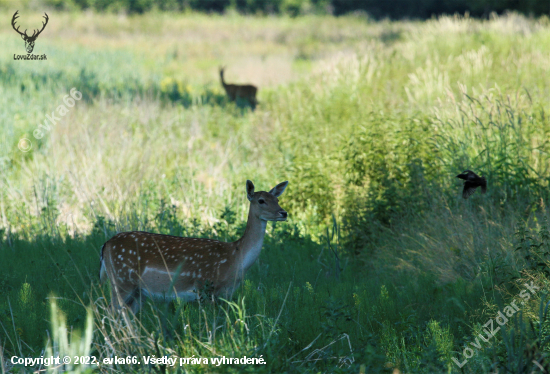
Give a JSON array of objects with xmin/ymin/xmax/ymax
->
[{"xmin": 2, "ymin": 10, "xmax": 550, "ymax": 373}]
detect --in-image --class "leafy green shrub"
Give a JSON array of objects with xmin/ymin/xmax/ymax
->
[
  {"xmin": 434, "ymin": 93, "xmax": 550, "ymax": 206},
  {"xmin": 341, "ymin": 92, "xmax": 550, "ymax": 256},
  {"xmin": 284, "ymin": 159, "xmax": 336, "ymax": 222},
  {"xmin": 341, "ymin": 114, "xmax": 439, "ymax": 253}
]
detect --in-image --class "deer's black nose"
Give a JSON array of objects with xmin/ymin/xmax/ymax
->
[{"xmin": 280, "ymin": 211, "xmax": 288, "ymax": 218}]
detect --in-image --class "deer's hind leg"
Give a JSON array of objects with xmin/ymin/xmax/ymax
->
[{"xmin": 110, "ymin": 280, "xmax": 142, "ymax": 313}]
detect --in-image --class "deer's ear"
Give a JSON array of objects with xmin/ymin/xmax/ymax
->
[
  {"xmin": 20, "ymin": 34, "xmax": 25, "ymax": 40},
  {"xmin": 269, "ymin": 181, "xmax": 288, "ymax": 197},
  {"xmin": 246, "ymin": 180, "xmax": 255, "ymax": 201}
]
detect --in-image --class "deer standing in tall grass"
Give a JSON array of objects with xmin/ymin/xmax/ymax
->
[
  {"xmin": 100, "ymin": 180, "xmax": 288, "ymax": 312},
  {"xmin": 219, "ymin": 67, "xmax": 258, "ymax": 109}
]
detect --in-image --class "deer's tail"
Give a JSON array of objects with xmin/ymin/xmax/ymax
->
[{"xmin": 99, "ymin": 243, "xmax": 107, "ymax": 285}]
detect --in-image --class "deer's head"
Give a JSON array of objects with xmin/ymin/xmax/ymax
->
[
  {"xmin": 246, "ymin": 180, "xmax": 288, "ymax": 222},
  {"xmin": 12, "ymin": 11, "xmax": 49, "ymax": 54}
]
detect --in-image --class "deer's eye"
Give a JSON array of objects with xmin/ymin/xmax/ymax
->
[{"xmin": 258, "ymin": 199, "xmax": 266, "ymax": 205}]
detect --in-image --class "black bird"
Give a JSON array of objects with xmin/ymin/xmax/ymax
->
[{"xmin": 456, "ymin": 170, "xmax": 487, "ymax": 199}]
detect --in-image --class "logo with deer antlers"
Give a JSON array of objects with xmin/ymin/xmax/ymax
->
[{"xmin": 12, "ymin": 10, "xmax": 49, "ymax": 54}]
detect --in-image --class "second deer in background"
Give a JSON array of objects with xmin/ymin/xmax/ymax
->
[{"xmin": 219, "ymin": 66, "xmax": 258, "ymax": 110}]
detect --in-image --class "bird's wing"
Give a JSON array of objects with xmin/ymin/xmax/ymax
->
[{"xmin": 462, "ymin": 182, "xmax": 478, "ymax": 199}]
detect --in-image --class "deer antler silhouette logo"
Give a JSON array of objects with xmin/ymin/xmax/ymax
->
[{"xmin": 12, "ymin": 11, "xmax": 49, "ymax": 54}]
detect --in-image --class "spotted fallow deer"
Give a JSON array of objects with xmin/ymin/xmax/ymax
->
[
  {"xmin": 219, "ymin": 67, "xmax": 258, "ymax": 109},
  {"xmin": 100, "ymin": 180, "xmax": 288, "ymax": 312}
]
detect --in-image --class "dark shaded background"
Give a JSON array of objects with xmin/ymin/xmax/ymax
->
[{"xmin": 42, "ymin": 0, "xmax": 550, "ymax": 18}]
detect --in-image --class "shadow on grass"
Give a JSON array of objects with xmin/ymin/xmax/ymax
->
[
  {"xmin": 0, "ymin": 213, "xmax": 497, "ymax": 373},
  {"xmin": 0, "ymin": 64, "xmax": 256, "ymax": 113}
]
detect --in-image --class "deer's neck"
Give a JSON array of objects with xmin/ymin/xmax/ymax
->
[{"xmin": 235, "ymin": 211, "xmax": 267, "ymax": 272}]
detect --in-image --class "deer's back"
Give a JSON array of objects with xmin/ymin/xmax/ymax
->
[{"xmin": 103, "ymin": 231, "xmax": 238, "ymax": 289}]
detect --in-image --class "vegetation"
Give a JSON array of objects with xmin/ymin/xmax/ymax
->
[{"xmin": 1, "ymin": 10, "xmax": 550, "ymax": 373}]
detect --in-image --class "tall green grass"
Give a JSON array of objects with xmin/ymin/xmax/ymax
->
[{"xmin": 1, "ymin": 11, "xmax": 550, "ymax": 373}]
